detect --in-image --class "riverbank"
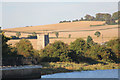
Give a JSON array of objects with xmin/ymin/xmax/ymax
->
[{"xmin": 40, "ymin": 62, "xmax": 120, "ymax": 75}]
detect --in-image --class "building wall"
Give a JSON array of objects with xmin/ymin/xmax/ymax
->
[{"xmin": 37, "ymin": 34, "xmax": 49, "ymax": 50}]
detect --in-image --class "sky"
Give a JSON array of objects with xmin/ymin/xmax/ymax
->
[
  {"xmin": 2, "ymin": 0, "xmax": 120, "ymax": 2},
  {"xmin": 1, "ymin": 1, "xmax": 119, "ymax": 29}
]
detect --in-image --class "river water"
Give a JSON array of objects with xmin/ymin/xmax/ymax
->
[{"xmin": 41, "ymin": 69, "xmax": 119, "ymax": 78}]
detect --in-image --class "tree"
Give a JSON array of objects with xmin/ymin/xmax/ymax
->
[
  {"xmin": 69, "ymin": 34, "xmax": 71, "ymax": 38},
  {"xmin": 85, "ymin": 44, "xmax": 117, "ymax": 62},
  {"xmin": 112, "ymin": 11, "xmax": 120, "ymax": 20},
  {"xmin": 84, "ymin": 14, "xmax": 95, "ymax": 21},
  {"xmin": 16, "ymin": 39, "xmax": 34, "ymax": 57},
  {"xmin": 103, "ymin": 13, "xmax": 111, "ymax": 21},
  {"xmin": 40, "ymin": 41, "xmax": 72, "ymax": 62},
  {"xmin": 70, "ymin": 38, "xmax": 91, "ymax": 63},
  {"xmin": 55, "ymin": 32, "xmax": 59, "ymax": 38},
  {"xmin": 105, "ymin": 39, "xmax": 120, "ymax": 62},
  {"xmin": 94, "ymin": 31, "xmax": 101, "ymax": 37},
  {"xmin": 70, "ymin": 38, "xmax": 89, "ymax": 53},
  {"xmin": 2, "ymin": 32, "xmax": 18, "ymax": 57},
  {"xmin": 16, "ymin": 32, "xmax": 21, "ymax": 38},
  {"xmin": 2, "ymin": 32, "xmax": 11, "ymax": 57},
  {"xmin": 96, "ymin": 13, "xmax": 105, "ymax": 21},
  {"xmin": 32, "ymin": 32, "xmax": 37, "ymax": 36},
  {"xmin": 105, "ymin": 18, "xmax": 116, "ymax": 25},
  {"xmin": 80, "ymin": 17, "xmax": 84, "ymax": 21},
  {"xmin": 87, "ymin": 36, "xmax": 93, "ymax": 44}
]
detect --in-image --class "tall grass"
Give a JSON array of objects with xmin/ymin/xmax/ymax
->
[{"xmin": 40, "ymin": 62, "xmax": 119, "ymax": 75}]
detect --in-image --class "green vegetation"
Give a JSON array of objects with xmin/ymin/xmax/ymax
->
[
  {"xmin": 94, "ymin": 31, "xmax": 101, "ymax": 37},
  {"xmin": 68, "ymin": 34, "xmax": 71, "ymax": 38},
  {"xmin": 16, "ymin": 32, "xmax": 21, "ymax": 38},
  {"xmin": 40, "ymin": 62, "xmax": 119, "ymax": 75},
  {"xmin": 15, "ymin": 39, "xmax": 37, "ymax": 57},
  {"xmin": 87, "ymin": 35, "xmax": 93, "ymax": 44},
  {"xmin": 2, "ymin": 11, "xmax": 119, "ymax": 76},
  {"xmin": 112, "ymin": 11, "xmax": 120, "ymax": 20},
  {"xmin": 59, "ymin": 20, "xmax": 71, "ymax": 23},
  {"xmin": 39, "ymin": 41, "xmax": 72, "ymax": 62},
  {"xmin": 105, "ymin": 39, "xmax": 120, "ymax": 63},
  {"xmin": 55, "ymin": 32, "xmax": 59, "ymax": 38},
  {"xmin": 2, "ymin": 32, "xmax": 11, "ymax": 57},
  {"xmin": 40, "ymin": 37, "xmax": 119, "ymax": 64},
  {"xmin": 84, "ymin": 14, "xmax": 95, "ymax": 21},
  {"xmin": 2, "ymin": 32, "xmax": 119, "ymax": 74},
  {"xmin": 32, "ymin": 32, "xmax": 37, "ymax": 36},
  {"xmin": 105, "ymin": 18, "xmax": 117, "ymax": 25},
  {"xmin": 2, "ymin": 32, "xmax": 20, "ymax": 57},
  {"xmin": 72, "ymin": 19, "xmax": 79, "ymax": 22},
  {"xmin": 59, "ymin": 11, "xmax": 119, "ymax": 25},
  {"xmin": 27, "ymin": 32, "xmax": 37, "ymax": 39},
  {"xmin": 10, "ymin": 36, "xmax": 19, "ymax": 39}
]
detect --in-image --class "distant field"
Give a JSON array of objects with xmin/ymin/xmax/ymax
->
[{"xmin": 4, "ymin": 21, "xmax": 119, "ymax": 50}]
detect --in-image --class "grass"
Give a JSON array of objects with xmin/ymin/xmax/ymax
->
[{"xmin": 40, "ymin": 62, "xmax": 119, "ymax": 75}]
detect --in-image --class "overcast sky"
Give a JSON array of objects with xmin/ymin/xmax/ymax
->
[
  {"xmin": 1, "ymin": 1, "xmax": 119, "ymax": 29},
  {"xmin": 2, "ymin": 0, "xmax": 120, "ymax": 2}
]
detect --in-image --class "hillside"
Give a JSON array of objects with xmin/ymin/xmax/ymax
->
[{"xmin": 4, "ymin": 21, "xmax": 119, "ymax": 49}]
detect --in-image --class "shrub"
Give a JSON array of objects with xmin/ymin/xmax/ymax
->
[
  {"xmin": 16, "ymin": 39, "xmax": 34, "ymax": 57},
  {"xmin": 55, "ymin": 32, "xmax": 59, "ymax": 38},
  {"xmin": 2, "ymin": 33, "xmax": 19, "ymax": 57},
  {"xmin": 69, "ymin": 38, "xmax": 91, "ymax": 63},
  {"xmin": 2, "ymin": 33, "xmax": 11, "ymax": 57},
  {"xmin": 32, "ymin": 32, "xmax": 37, "ymax": 36},
  {"xmin": 105, "ymin": 39, "xmax": 120, "ymax": 62},
  {"xmin": 86, "ymin": 44, "xmax": 117, "ymax": 62},
  {"xmin": 16, "ymin": 32, "xmax": 21, "ymax": 38},
  {"xmin": 105, "ymin": 18, "xmax": 117, "ymax": 25},
  {"xmin": 40, "ymin": 41, "xmax": 72, "ymax": 62},
  {"xmin": 87, "ymin": 36, "xmax": 93, "ymax": 44},
  {"xmin": 68, "ymin": 34, "xmax": 71, "ymax": 38},
  {"xmin": 94, "ymin": 31, "xmax": 101, "ymax": 37}
]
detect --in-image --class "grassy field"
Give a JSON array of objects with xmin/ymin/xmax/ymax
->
[
  {"xmin": 4, "ymin": 21, "xmax": 119, "ymax": 49},
  {"xmin": 39, "ymin": 62, "xmax": 119, "ymax": 75}
]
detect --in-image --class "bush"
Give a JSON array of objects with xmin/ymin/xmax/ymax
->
[
  {"xmin": 68, "ymin": 34, "xmax": 71, "ymax": 38},
  {"xmin": 2, "ymin": 33, "xmax": 20, "ymax": 57},
  {"xmin": 86, "ymin": 44, "xmax": 117, "ymax": 62},
  {"xmin": 94, "ymin": 31, "xmax": 101, "ymax": 37},
  {"xmin": 55, "ymin": 32, "xmax": 59, "ymax": 38},
  {"xmin": 105, "ymin": 39, "xmax": 120, "ymax": 62},
  {"xmin": 39, "ymin": 37, "xmax": 119, "ymax": 63},
  {"xmin": 69, "ymin": 38, "xmax": 91, "ymax": 63},
  {"xmin": 32, "ymin": 32, "xmax": 37, "ymax": 36},
  {"xmin": 40, "ymin": 41, "xmax": 72, "ymax": 62},
  {"xmin": 16, "ymin": 32, "xmax": 21, "ymax": 38},
  {"xmin": 87, "ymin": 36, "xmax": 93, "ymax": 44},
  {"xmin": 70, "ymin": 38, "xmax": 89, "ymax": 52},
  {"xmin": 105, "ymin": 18, "xmax": 117, "ymax": 25},
  {"xmin": 16, "ymin": 39, "xmax": 35, "ymax": 57},
  {"xmin": 2, "ymin": 33, "xmax": 11, "ymax": 57}
]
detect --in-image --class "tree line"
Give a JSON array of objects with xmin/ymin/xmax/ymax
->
[{"xmin": 59, "ymin": 11, "xmax": 120, "ymax": 25}]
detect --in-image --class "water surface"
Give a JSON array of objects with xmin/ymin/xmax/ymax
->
[{"xmin": 41, "ymin": 69, "xmax": 119, "ymax": 78}]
